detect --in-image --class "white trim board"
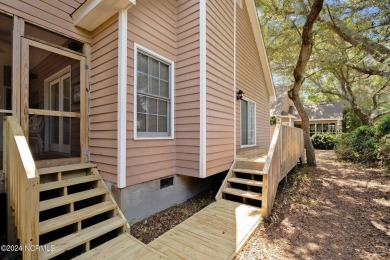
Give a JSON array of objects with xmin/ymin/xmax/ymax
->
[
  {"xmin": 132, "ymin": 43, "xmax": 175, "ymax": 141},
  {"xmin": 233, "ymin": 0, "xmax": 237, "ymax": 160},
  {"xmin": 117, "ymin": 9, "xmax": 127, "ymax": 189},
  {"xmin": 199, "ymin": 0, "xmax": 207, "ymax": 178}
]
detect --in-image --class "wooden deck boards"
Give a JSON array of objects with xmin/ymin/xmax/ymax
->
[
  {"xmin": 236, "ymin": 148, "xmax": 268, "ymax": 162},
  {"xmin": 149, "ymin": 199, "xmax": 261, "ymax": 260},
  {"xmin": 80, "ymin": 200, "xmax": 261, "ymax": 260}
]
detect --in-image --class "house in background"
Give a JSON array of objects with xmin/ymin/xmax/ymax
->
[
  {"xmin": 293, "ymin": 103, "xmax": 344, "ymax": 135},
  {"xmin": 270, "ymin": 84, "xmax": 297, "ymax": 126}
]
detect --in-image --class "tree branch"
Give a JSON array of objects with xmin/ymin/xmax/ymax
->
[{"xmin": 347, "ymin": 63, "xmax": 390, "ymax": 78}]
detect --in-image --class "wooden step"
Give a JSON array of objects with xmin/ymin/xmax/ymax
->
[
  {"xmin": 39, "ymin": 216, "xmax": 126, "ymax": 260},
  {"xmin": 40, "ymin": 174, "xmax": 101, "ymax": 192},
  {"xmin": 228, "ymin": 178, "xmax": 263, "ymax": 187},
  {"xmin": 39, "ymin": 188, "xmax": 108, "ymax": 212},
  {"xmin": 39, "ymin": 201, "xmax": 116, "ymax": 235},
  {"xmin": 72, "ymin": 234, "xmax": 130, "ymax": 260},
  {"xmin": 223, "ymin": 188, "xmax": 262, "ymax": 200},
  {"xmin": 38, "ymin": 163, "xmax": 97, "ymax": 175},
  {"xmin": 233, "ymin": 168, "xmax": 266, "ymax": 175}
]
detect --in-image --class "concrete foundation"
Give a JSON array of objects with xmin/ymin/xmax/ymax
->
[{"xmin": 105, "ymin": 174, "xmax": 216, "ymax": 223}]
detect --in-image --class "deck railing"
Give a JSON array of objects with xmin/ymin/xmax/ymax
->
[
  {"xmin": 261, "ymin": 124, "xmax": 304, "ymax": 217},
  {"xmin": 4, "ymin": 116, "xmax": 39, "ymax": 259}
]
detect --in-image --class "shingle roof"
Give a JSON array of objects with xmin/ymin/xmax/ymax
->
[
  {"xmin": 270, "ymin": 85, "xmax": 288, "ymax": 116},
  {"xmin": 293, "ymin": 103, "xmax": 343, "ymax": 120}
]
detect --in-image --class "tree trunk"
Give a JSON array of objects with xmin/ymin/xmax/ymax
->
[{"xmin": 289, "ymin": 0, "xmax": 324, "ymax": 166}]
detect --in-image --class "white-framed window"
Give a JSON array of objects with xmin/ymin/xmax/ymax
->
[
  {"xmin": 241, "ymin": 98, "xmax": 256, "ymax": 147},
  {"xmin": 310, "ymin": 122, "xmax": 337, "ymax": 136},
  {"xmin": 134, "ymin": 44, "xmax": 174, "ymax": 139}
]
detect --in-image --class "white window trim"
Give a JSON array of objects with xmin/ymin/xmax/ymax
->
[
  {"xmin": 133, "ymin": 43, "xmax": 175, "ymax": 140},
  {"xmin": 240, "ymin": 96, "xmax": 257, "ymax": 148}
]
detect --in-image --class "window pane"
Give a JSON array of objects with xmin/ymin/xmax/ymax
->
[
  {"xmin": 138, "ymin": 53, "xmax": 148, "ymax": 73},
  {"xmin": 148, "ymin": 97, "xmax": 157, "ymax": 114},
  {"xmin": 137, "ymin": 96, "xmax": 146, "ymax": 113},
  {"xmin": 241, "ymin": 100, "xmax": 248, "ymax": 145},
  {"xmin": 63, "ymin": 117, "xmax": 70, "ymax": 145},
  {"xmin": 310, "ymin": 124, "xmax": 315, "ymax": 132},
  {"xmin": 317, "ymin": 124, "xmax": 323, "ymax": 133},
  {"xmin": 148, "ymin": 115, "xmax": 157, "ymax": 132},
  {"xmin": 160, "ymin": 63, "xmax": 169, "ymax": 81},
  {"xmin": 51, "ymin": 83, "xmax": 60, "ymax": 111},
  {"xmin": 137, "ymin": 113, "xmax": 146, "ymax": 131},
  {"xmin": 50, "ymin": 116, "xmax": 59, "ymax": 143},
  {"xmin": 323, "ymin": 123, "xmax": 329, "ymax": 132},
  {"xmin": 137, "ymin": 72, "xmax": 148, "ymax": 93},
  {"xmin": 160, "ymin": 80, "xmax": 169, "ymax": 98},
  {"xmin": 158, "ymin": 100, "xmax": 168, "ymax": 116},
  {"xmin": 158, "ymin": 116, "xmax": 167, "ymax": 132},
  {"xmin": 151, "ymin": 59, "xmax": 159, "ymax": 77},
  {"xmin": 63, "ymin": 77, "xmax": 71, "ymax": 112},
  {"xmin": 151, "ymin": 77, "xmax": 159, "ymax": 95}
]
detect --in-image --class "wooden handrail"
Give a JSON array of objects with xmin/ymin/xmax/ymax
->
[
  {"xmin": 4, "ymin": 116, "xmax": 39, "ymax": 259},
  {"xmin": 262, "ymin": 124, "xmax": 304, "ymax": 217}
]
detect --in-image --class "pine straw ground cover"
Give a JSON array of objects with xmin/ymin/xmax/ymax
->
[
  {"xmin": 130, "ymin": 186, "xmax": 217, "ymax": 244},
  {"xmin": 236, "ymin": 150, "xmax": 390, "ymax": 260}
]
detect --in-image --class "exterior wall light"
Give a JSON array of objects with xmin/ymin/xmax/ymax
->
[{"xmin": 237, "ymin": 90, "xmax": 244, "ymax": 100}]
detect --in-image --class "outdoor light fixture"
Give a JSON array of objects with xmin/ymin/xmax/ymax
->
[{"xmin": 237, "ymin": 90, "xmax": 244, "ymax": 100}]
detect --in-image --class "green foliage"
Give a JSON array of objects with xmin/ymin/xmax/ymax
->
[
  {"xmin": 311, "ymin": 133, "xmax": 339, "ymax": 150},
  {"xmin": 342, "ymin": 107, "xmax": 362, "ymax": 132},
  {"xmin": 377, "ymin": 134, "xmax": 390, "ymax": 167},
  {"xmin": 375, "ymin": 114, "xmax": 390, "ymax": 137},
  {"xmin": 336, "ymin": 126, "xmax": 380, "ymax": 163},
  {"xmin": 270, "ymin": 116, "xmax": 277, "ymax": 125}
]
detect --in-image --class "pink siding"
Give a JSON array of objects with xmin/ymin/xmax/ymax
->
[
  {"xmin": 236, "ymin": 0, "xmax": 270, "ymax": 151},
  {"xmin": 89, "ymin": 16, "xmax": 119, "ymax": 184},
  {"xmin": 126, "ymin": 0, "xmax": 178, "ymax": 186},
  {"xmin": 0, "ymin": 0, "xmax": 90, "ymax": 43},
  {"xmin": 176, "ymin": 0, "xmax": 201, "ymax": 177},
  {"xmin": 205, "ymin": 0, "xmax": 235, "ymax": 176}
]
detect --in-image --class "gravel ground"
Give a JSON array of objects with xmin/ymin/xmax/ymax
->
[{"xmin": 236, "ymin": 150, "xmax": 390, "ymax": 260}]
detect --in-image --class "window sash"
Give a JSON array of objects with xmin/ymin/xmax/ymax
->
[{"xmin": 241, "ymin": 99, "xmax": 255, "ymax": 146}]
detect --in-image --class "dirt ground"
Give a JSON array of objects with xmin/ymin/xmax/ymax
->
[{"xmin": 236, "ymin": 150, "xmax": 390, "ymax": 260}]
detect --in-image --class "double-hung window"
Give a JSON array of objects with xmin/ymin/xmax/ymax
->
[{"xmin": 135, "ymin": 48, "xmax": 173, "ymax": 138}]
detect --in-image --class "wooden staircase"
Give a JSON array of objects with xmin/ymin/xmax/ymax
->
[
  {"xmin": 217, "ymin": 160, "xmax": 266, "ymax": 209},
  {"xmin": 37, "ymin": 163, "xmax": 129, "ymax": 259}
]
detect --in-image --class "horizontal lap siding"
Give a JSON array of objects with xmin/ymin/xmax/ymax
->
[
  {"xmin": 90, "ymin": 16, "xmax": 119, "ymax": 184},
  {"xmin": 176, "ymin": 0, "xmax": 201, "ymax": 177},
  {"xmin": 0, "ymin": 0, "xmax": 90, "ymax": 43},
  {"xmin": 126, "ymin": 0, "xmax": 178, "ymax": 185},
  {"xmin": 236, "ymin": 1, "xmax": 270, "ymax": 151},
  {"xmin": 205, "ymin": 0, "xmax": 234, "ymax": 176}
]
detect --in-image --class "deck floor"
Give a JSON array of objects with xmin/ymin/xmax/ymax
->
[
  {"xmin": 78, "ymin": 200, "xmax": 261, "ymax": 260},
  {"xmin": 236, "ymin": 148, "xmax": 268, "ymax": 163}
]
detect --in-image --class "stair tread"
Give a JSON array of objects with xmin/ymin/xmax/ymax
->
[
  {"xmin": 39, "ymin": 201, "xmax": 116, "ymax": 235},
  {"xmin": 233, "ymin": 168, "xmax": 267, "ymax": 175},
  {"xmin": 40, "ymin": 174, "xmax": 101, "ymax": 192},
  {"xmin": 223, "ymin": 188, "xmax": 262, "ymax": 200},
  {"xmin": 39, "ymin": 188, "xmax": 108, "ymax": 212},
  {"xmin": 72, "ymin": 234, "xmax": 131, "ymax": 260},
  {"xmin": 39, "ymin": 216, "xmax": 126, "ymax": 260},
  {"xmin": 38, "ymin": 163, "xmax": 97, "ymax": 175},
  {"xmin": 228, "ymin": 177, "xmax": 263, "ymax": 187}
]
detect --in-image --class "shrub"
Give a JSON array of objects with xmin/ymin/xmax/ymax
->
[
  {"xmin": 375, "ymin": 115, "xmax": 390, "ymax": 138},
  {"xmin": 311, "ymin": 133, "xmax": 339, "ymax": 150},
  {"xmin": 336, "ymin": 126, "xmax": 379, "ymax": 163},
  {"xmin": 270, "ymin": 116, "xmax": 277, "ymax": 125},
  {"xmin": 377, "ymin": 134, "xmax": 390, "ymax": 167}
]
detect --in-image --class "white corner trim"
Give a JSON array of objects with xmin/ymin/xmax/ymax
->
[
  {"xmin": 199, "ymin": 0, "xmax": 207, "ymax": 178},
  {"xmin": 244, "ymin": 0, "xmax": 275, "ymax": 98},
  {"xmin": 133, "ymin": 43, "xmax": 175, "ymax": 140},
  {"xmin": 233, "ymin": 0, "xmax": 237, "ymax": 160},
  {"xmin": 117, "ymin": 9, "xmax": 127, "ymax": 189}
]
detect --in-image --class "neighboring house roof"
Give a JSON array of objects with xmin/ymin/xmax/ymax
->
[
  {"xmin": 293, "ymin": 103, "xmax": 343, "ymax": 120},
  {"xmin": 270, "ymin": 85, "xmax": 296, "ymax": 118}
]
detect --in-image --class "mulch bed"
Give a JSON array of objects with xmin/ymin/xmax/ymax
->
[
  {"xmin": 130, "ymin": 186, "xmax": 217, "ymax": 244},
  {"xmin": 236, "ymin": 150, "xmax": 390, "ymax": 260}
]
